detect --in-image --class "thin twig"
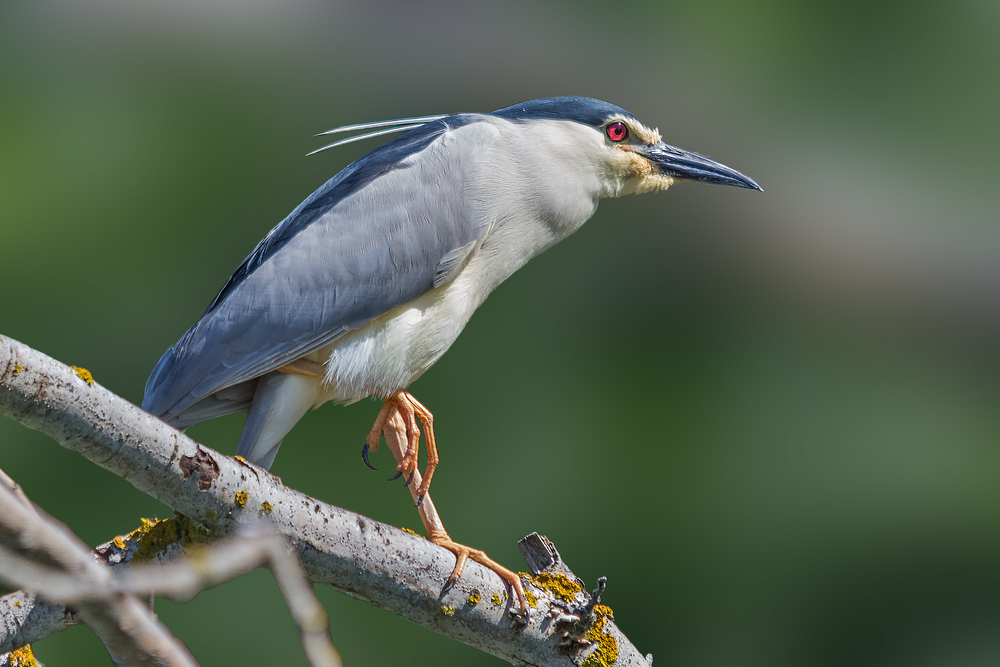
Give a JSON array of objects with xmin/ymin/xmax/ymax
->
[
  {"xmin": 0, "ymin": 469, "xmax": 199, "ymax": 667},
  {"xmin": 0, "ymin": 510, "xmax": 340, "ymax": 667}
]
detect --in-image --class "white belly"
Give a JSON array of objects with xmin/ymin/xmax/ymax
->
[{"xmin": 308, "ymin": 252, "xmax": 491, "ymax": 405}]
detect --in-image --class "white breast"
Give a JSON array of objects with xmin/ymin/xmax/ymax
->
[{"xmin": 313, "ymin": 248, "xmax": 491, "ymax": 403}]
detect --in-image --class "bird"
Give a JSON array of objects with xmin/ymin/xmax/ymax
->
[{"xmin": 142, "ymin": 96, "xmax": 761, "ymax": 618}]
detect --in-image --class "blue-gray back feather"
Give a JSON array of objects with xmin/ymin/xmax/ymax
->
[{"xmin": 143, "ymin": 114, "xmax": 494, "ymax": 422}]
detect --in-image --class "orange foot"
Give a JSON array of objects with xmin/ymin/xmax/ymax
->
[
  {"xmin": 373, "ymin": 398, "xmax": 530, "ymax": 621},
  {"xmin": 362, "ymin": 391, "xmax": 439, "ymax": 506},
  {"xmin": 431, "ymin": 531, "xmax": 530, "ymax": 621}
]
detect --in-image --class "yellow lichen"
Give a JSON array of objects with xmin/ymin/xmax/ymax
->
[
  {"xmin": 7, "ymin": 644, "xmax": 39, "ymax": 667},
  {"xmin": 113, "ymin": 536, "xmax": 126, "ymax": 549},
  {"xmin": 594, "ymin": 604, "xmax": 614, "ymax": 621},
  {"xmin": 491, "ymin": 593, "xmax": 503, "ymax": 606},
  {"xmin": 466, "ymin": 590, "xmax": 482, "ymax": 607},
  {"xmin": 522, "ymin": 571, "xmax": 583, "ymax": 603},
  {"xmin": 524, "ymin": 589, "xmax": 538, "ymax": 608},
  {"xmin": 12, "ymin": 363, "xmax": 24, "ymax": 377},
  {"xmin": 235, "ymin": 489, "xmax": 248, "ymax": 507},
  {"xmin": 126, "ymin": 517, "xmax": 180, "ymax": 562},
  {"xmin": 260, "ymin": 501, "xmax": 273, "ymax": 515},
  {"xmin": 14, "ymin": 600, "xmax": 21, "ymax": 607},
  {"xmin": 399, "ymin": 526, "xmax": 422, "ymax": 537},
  {"xmin": 580, "ymin": 605, "xmax": 619, "ymax": 667},
  {"xmin": 70, "ymin": 365, "xmax": 95, "ymax": 386},
  {"xmin": 234, "ymin": 455, "xmax": 246, "ymax": 463},
  {"xmin": 439, "ymin": 605, "xmax": 455, "ymax": 617}
]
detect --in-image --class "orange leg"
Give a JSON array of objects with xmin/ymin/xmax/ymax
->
[
  {"xmin": 399, "ymin": 393, "xmax": 439, "ymax": 505},
  {"xmin": 363, "ymin": 401, "xmax": 393, "ymax": 458},
  {"xmin": 372, "ymin": 399, "xmax": 529, "ymax": 621},
  {"xmin": 363, "ymin": 391, "xmax": 437, "ymax": 495},
  {"xmin": 363, "ymin": 393, "xmax": 420, "ymax": 480},
  {"xmin": 387, "ymin": 392, "xmax": 440, "ymax": 503},
  {"xmin": 394, "ymin": 393, "xmax": 423, "ymax": 483}
]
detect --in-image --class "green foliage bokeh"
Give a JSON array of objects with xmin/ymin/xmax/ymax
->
[{"xmin": 2, "ymin": 1, "xmax": 999, "ymax": 665}]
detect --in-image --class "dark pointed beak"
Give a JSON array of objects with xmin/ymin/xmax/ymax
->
[{"xmin": 641, "ymin": 142, "xmax": 762, "ymax": 191}]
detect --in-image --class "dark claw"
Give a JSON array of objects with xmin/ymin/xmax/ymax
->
[
  {"xmin": 441, "ymin": 576, "xmax": 458, "ymax": 597},
  {"xmin": 387, "ymin": 470, "xmax": 402, "ymax": 482},
  {"xmin": 404, "ymin": 471, "xmax": 415, "ymax": 487},
  {"xmin": 361, "ymin": 443, "xmax": 377, "ymax": 471},
  {"xmin": 415, "ymin": 493, "xmax": 425, "ymax": 508}
]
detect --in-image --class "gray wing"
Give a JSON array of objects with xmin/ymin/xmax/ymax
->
[{"xmin": 143, "ymin": 117, "xmax": 499, "ymax": 423}]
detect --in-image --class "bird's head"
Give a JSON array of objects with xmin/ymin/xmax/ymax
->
[{"xmin": 491, "ymin": 97, "xmax": 762, "ymax": 199}]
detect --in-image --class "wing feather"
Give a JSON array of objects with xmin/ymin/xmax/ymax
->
[{"xmin": 143, "ymin": 116, "xmax": 499, "ymax": 423}]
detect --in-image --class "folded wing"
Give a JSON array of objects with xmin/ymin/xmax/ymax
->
[{"xmin": 142, "ymin": 116, "xmax": 498, "ymax": 424}]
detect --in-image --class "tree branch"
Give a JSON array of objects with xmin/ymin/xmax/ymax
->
[
  {"xmin": 0, "ymin": 479, "xmax": 340, "ymax": 667},
  {"xmin": 0, "ymin": 334, "xmax": 651, "ymax": 666},
  {"xmin": 0, "ymin": 467, "xmax": 198, "ymax": 666}
]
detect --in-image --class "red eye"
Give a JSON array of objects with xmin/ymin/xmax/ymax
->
[{"xmin": 606, "ymin": 122, "xmax": 628, "ymax": 142}]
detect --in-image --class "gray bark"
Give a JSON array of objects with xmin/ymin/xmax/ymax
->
[{"xmin": 0, "ymin": 334, "xmax": 650, "ymax": 666}]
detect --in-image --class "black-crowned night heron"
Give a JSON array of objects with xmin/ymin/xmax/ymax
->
[{"xmin": 143, "ymin": 96, "xmax": 760, "ymax": 617}]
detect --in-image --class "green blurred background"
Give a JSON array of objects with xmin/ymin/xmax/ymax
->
[{"xmin": 3, "ymin": 0, "xmax": 1000, "ymax": 665}]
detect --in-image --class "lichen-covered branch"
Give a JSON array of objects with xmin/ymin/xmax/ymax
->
[
  {"xmin": 0, "ymin": 487, "xmax": 340, "ymax": 667},
  {"xmin": 0, "ymin": 468, "xmax": 199, "ymax": 666},
  {"xmin": 0, "ymin": 517, "xmax": 179, "ymax": 656},
  {"xmin": 0, "ymin": 334, "xmax": 650, "ymax": 666}
]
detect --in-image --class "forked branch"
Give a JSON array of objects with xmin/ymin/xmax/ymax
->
[{"xmin": 0, "ymin": 335, "xmax": 650, "ymax": 666}]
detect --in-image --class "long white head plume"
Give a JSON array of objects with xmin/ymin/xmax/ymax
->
[{"xmin": 307, "ymin": 114, "xmax": 449, "ymax": 157}]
